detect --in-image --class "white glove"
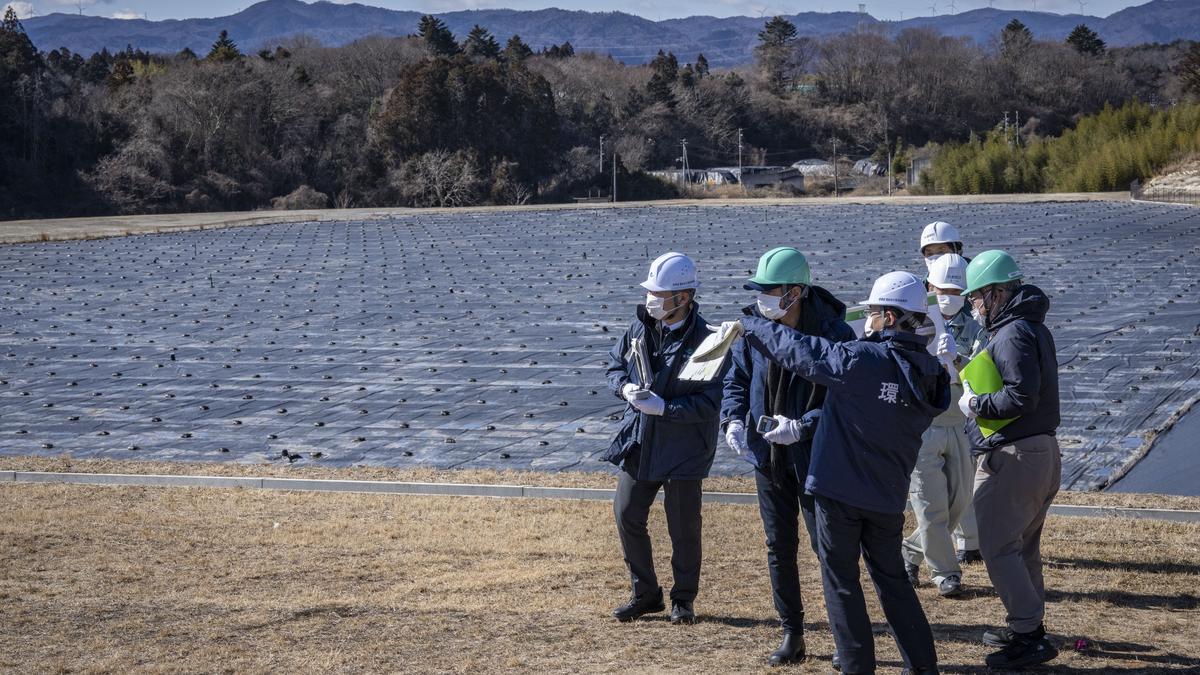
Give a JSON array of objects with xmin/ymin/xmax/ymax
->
[
  {"xmin": 725, "ymin": 421, "xmax": 749, "ymax": 455},
  {"xmin": 762, "ymin": 415, "xmax": 803, "ymax": 446},
  {"xmin": 707, "ymin": 320, "xmax": 745, "ymax": 344},
  {"xmin": 621, "ymin": 383, "xmax": 641, "ymax": 402},
  {"xmin": 630, "ymin": 390, "xmax": 666, "ymax": 416},
  {"xmin": 958, "ymin": 381, "xmax": 978, "ymax": 419},
  {"xmin": 936, "ymin": 333, "xmax": 957, "ymax": 361}
]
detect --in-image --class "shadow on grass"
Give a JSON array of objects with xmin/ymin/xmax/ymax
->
[
  {"xmin": 1046, "ymin": 588, "xmax": 1199, "ymax": 611},
  {"xmin": 1046, "ymin": 556, "xmax": 1200, "ymax": 576}
]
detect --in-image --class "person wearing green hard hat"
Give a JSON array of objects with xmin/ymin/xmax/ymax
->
[
  {"xmin": 959, "ymin": 249, "xmax": 1062, "ymax": 670},
  {"xmin": 719, "ymin": 246, "xmax": 856, "ymax": 665}
]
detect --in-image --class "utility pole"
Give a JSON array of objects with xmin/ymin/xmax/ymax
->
[
  {"xmin": 1014, "ymin": 110, "xmax": 1021, "ymax": 146},
  {"xmin": 831, "ymin": 137, "xmax": 839, "ymax": 197},
  {"xmin": 883, "ymin": 112, "xmax": 892, "ymax": 197},
  {"xmin": 680, "ymin": 139, "xmax": 690, "ymax": 188},
  {"xmin": 612, "ymin": 151, "xmax": 618, "ymax": 203},
  {"xmin": 737, "ymin": 128, "xmax": 745, "ymax": 193},
  {"xmin": 1003, "ymin": 111, "xmax": 1010, "ymax": 146},
  {"xmin": 599, "ymin": 135, "xmax": 605, "ymax": 174}
]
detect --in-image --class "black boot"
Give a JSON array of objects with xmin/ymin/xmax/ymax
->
[
  {"xmin": 957, "ymin": 548, "xmax": 983, "ymax": 564},
  {"xmin": 613, "ymin": 588, "xmax": 665, "ymax": 622},
  {"xmin": 985, "ymin": 629, "xmax": 1058, "ymax": 669},
  {"xmin": 669, "ymin": 599, "xmax": 696, "ymax": 625},
  {"xmin": 768, "ymin": 632, "xmax": 806, "ymax": 666},
  {"xmin": 905, "ymin": 561, "xmax": 921, "ymax": 587},
  {"xmin": 983, "ymin": 622, "xmax": 1042, "ymax": 648}
]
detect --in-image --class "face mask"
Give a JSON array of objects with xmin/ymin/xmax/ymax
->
[
  {"xmin": 971, "ymin": 306, "xmax": 985, "ymax": 325},
  {"xmin": 924, "ymin": 253, "xmax": 947, "ymax": 270},
  {"xmin": 937, "ymin": 294, "xmax": 965, "ymax": 316},
  {"xmin": 756, "ymin": 292, "xmax": 795, "ymax": 321},
  {"xmin": 863, "ymin": 312, "xmax": 884, "ymax": 338},
  {"xmin": 646, "ymin": 292, "xmax": 679, "ymax": 320}
]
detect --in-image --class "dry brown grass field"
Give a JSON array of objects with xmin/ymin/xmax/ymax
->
[{"xmin": 1, "ymin": 473, "xmax": 1198, "ymax": 674}]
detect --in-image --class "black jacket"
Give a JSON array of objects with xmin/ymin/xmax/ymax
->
[
  {"xmin": 967, "ymin": 284, "xmax": 1061, "ymax": 452},
  {"xmin": 741, "ymin": 322, "xmax": 951, "ymax": 514},
  {"xmin": 603, "ymin": 303, "xmax": 729, "ymax": 481},
  {"xmin": 720, "ymin": 286, "xmax": 857, "ymax": 471}
]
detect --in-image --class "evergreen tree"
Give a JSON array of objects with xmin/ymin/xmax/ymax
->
[
  {"xmin": 107, "ymin": 58, "xmax": 136, "ymax": 89},
  {"xmin": 1066, "ymin": 24, "xmax": 1106, "ymax": 56},
  {"xmin": 1176, "ymin": 41, "xmax": 1200, "ymax": 99},
  {"xmin": 206, "ymin": 30, "xmax": 242, "ymax": 62},
  {"xmin": 755, "ymin": 16, "xmax": 798, "ymax": 95},
  {"xmin": 0, "ymin": 7, "xmax": 40, "ymax": 79},
  {"xmin": 1000, "ymin": 19, "xmax": 1033, "ymax": 58},
  {"xmin": 417, "ymin": 15, "xmax": 458, "ymax": 57},
  {"xmin": 543, "ymin": 42, "xmax": 575, "ymax": 59},
  {"xmin": 695, "ymin": 53, "xmax": 709, "ymax": 78},
  {"xmin": 503, "ymin": 34, "xmax": 533, "ymax": 62},
  {"xmin": 463, "ymin": 25, "xmax": 500, "ymax": 60}
]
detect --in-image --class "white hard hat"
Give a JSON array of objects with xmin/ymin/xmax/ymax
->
[
  {"xmin": 919, "ymin": 221, "xmax": 962, "ymax": 253},
  {"xmin": 861, "ymin": 271, "xmax": 929, "ymax": 313},
  {"xmin": 640, "ymin": 251, "xmax": 699, "ymax": 292},
  {"xmin": 926, "ymin": 253, "xmax": 968, "ymax": 290}
]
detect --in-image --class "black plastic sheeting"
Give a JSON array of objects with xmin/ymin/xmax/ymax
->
[{"xmin": 1, "ymin": 202, "xmax": 1197, "ymax": 489}]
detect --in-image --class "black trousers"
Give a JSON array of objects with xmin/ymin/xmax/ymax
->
[
  {"xmin": 613, "ymin": 469, "xmax": 703, "ymax": 602},
  {"xmin": 815, "ymin": 495, "xmax": 937, "ymax": 674},
  {"xmin": 755, "ymin": 464, "xmax": 818, "ymax": 633}
]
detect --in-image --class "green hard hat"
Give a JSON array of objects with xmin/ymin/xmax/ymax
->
[
  {"xmin": 963, "ymin": 249, "xmax": 1023, "ymax": 295},
  {"xmin": 745, "ymin": 247, "xmax": 811, "ymax": 290}
]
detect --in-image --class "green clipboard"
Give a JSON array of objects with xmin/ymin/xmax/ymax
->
[{"xmin": 960, "ymin": 349, "xmax": 1018, "ymax": 438}]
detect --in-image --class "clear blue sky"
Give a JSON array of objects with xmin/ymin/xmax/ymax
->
[{"xmin": 3, "ymin": 0, "xmax": 1151, "ymax": 23}]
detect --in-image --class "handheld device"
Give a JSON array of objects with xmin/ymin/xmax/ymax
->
[{"xmin": 756, "ymin": 415, "xmax": 779, "ymax": 434}]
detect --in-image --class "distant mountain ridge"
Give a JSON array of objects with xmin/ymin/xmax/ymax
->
[{"xmin": 20, "ymin": 0, "xmax": 1200, "ymax": 67}]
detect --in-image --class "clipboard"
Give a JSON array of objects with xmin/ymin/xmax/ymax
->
[
  {"xmin": 625, "ymin": 336, "xmax": 653, "ymax": 388},
  {"xmin": 679, "ymin": 327, "xmax": 729, "ymax": 381},
  {"xmin": 960, "ymin": 349, "xmax": 1019, "ymax": 438}
]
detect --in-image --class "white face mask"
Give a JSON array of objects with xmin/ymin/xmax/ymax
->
[
  {"xmin": 863, "ymin": 312, "xmax": 884, "ymax": 338},
  {"xmin": 924, "ymin": 253, "xmax": 947, "ymax": 270},
  {"xmin": 937, "ymin": 293, "xmax": 965, "ymax": 317},
  {"xmin": 645, "ymin": 292, "xmax": 679, "ymax": 320},
  {"xmin": 756, "ymin": 292, "xmax": 795, "ymax": 321}
]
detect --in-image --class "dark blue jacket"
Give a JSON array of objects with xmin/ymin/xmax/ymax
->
[
  {"xmin": 720, "ymin": 286, "xmax": 856, "ymax": 471},
  {"xmin": 967, "ymin": 284, "xmax": 1060, "ymax": 452},
  {"xmin": 741, "ymin": 318, "xmax": 951, "ymax": 514},
  {"xmin": 604, "ymin": 303, "xmax": 729, "ymax": 481}
]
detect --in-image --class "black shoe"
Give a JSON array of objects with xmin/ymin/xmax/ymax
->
[
  {"xmin": 613, "ymin": 588, "xmax": 665, "ymax": 622},
  {"xmin": 985, "ymin": 632, "xmax": 1058, "ymax": 669},
  {"xmin": 901, "ymin": 668, "xmax": 940, "ymax": 675},
  {"xmin": 983, "ymin": 622, "xmax": 1043, "ymax": 648},
  {"xmin": 831, "ymin": 649, "xmax": 841, "ymax": 671},
  {"xmin": 982, "ymin": 626, "xmax": 1014, "ymax": 647},
  {"xmin": 768, "ymin": 631, "xmax": 806, "ymax": 666},
  {"xmin": 906, "ymin": 562, "xmax": 921, "ymax": 587},
  {"xmin": 957, "ymin": 548, "xmax": 983, "ymax": 564},
  {"xmin": 669, "ymin": 600, "xmax": 696, "ymax": 625},
  {"xmin": 938, "ymin": 574, "xmax": 963, "ymax": 597}
]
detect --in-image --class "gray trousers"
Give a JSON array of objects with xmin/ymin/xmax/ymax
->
[
  {"xmin": 902, "ymin": 424, "xmax": 978, "ymax": 580},
  {"xmin": 973, "ymin": 434, "xmax": 1061, "ymax": 633},
  {"xmin": 614, "ymin": 470, "xmax": 703, "ymax": 602}
]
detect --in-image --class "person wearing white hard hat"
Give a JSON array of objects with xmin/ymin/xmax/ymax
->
[
  {"xmin": 919, "ymin": 221, "xmax": 964, "ymax": 270},
  {"xmin": 901, "ymin": 254, "xmax": 989, "ymax": 598},
  {"xmin": 602, "ymin": 251, "xmax": 729, "ymax": 626},
  {"xmin": 917, "ymin": 222, "xmax": 982, "ymax": 565},
  {"xmin": 709, "ymin": 271, "xmax": 950, "ymax": 675}
]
